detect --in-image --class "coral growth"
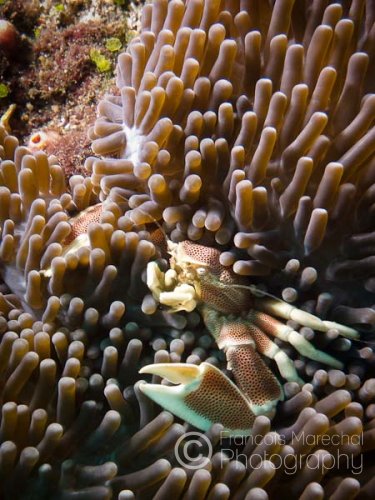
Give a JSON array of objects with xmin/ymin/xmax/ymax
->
[{"xmin": 0, "ymin": 0, "xmax": 374, "ymax": 498}]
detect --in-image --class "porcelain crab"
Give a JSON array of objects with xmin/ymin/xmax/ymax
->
[
  {"xmin": 139, "ymin": 239, "xmax": 359, "ymax": 436},
  {"xmin": 51, "ymin": 205, "xmax": 359, "ymax": 437}
]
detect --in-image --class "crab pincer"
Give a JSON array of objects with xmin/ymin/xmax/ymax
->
[{"xmin": 139, "ymin": 362, "xmax": 258, "ymax": 437}]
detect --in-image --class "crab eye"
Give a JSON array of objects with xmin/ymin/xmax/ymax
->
[{"xmin": 197, "ymin": 267, "xmax": 207, "ymax": 276}]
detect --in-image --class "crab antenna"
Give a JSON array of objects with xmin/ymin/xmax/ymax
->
[
  {"xmin": 202, "ymin": 271, "xmax": 292, "ymax": 304},
  {"xmin": 110, "ymin": 192, "xmax": 171, "ymax": 250},
  {"xmin": 226, "ymin": 283, "xmax": 283, "ymax": 302},
  {"xmin": 133, "ymin": 205, "xmax": 172, "ymax": 251}
]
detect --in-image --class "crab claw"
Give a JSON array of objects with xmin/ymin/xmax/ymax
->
[{"xmin": 139, "ymin": 362, "xmax": 257, "ymax": 436}]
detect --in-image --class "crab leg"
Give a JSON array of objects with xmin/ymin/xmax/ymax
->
[
  {"xmin": 202, "ymin": 307, "xmax": 283, "ymax": 415},
  {"xmin": 254, "ymin": 298, "xmax": 359, "ymax": 339},
  {"xmin": 240, "ymin": 320, "xmax": 304, "ymax": 384},
  {"xmin": 225, "ymin": 344, "xmax": 282, "ymax": 417},
  {"xmin": 204, "ymin": 309, "xmax": 302, "ymax": 385},
  {"xmin": 139, "ymin": 362, "xmax": 257, "ymax": 436},
  {"xmin": 251, "ymin": 311, "xmax": 344, "ymax": 369}
]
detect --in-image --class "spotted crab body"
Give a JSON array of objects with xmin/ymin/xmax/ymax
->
[{"xmin": 141, "ymin": 240, "xmax": 359, "ymax": 436}]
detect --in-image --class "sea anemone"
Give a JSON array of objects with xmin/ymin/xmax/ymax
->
[
  {"xmin": 0, "ymin": 0, "xmax": 375, "ymax": 498},
  {"xmin": 88, "ymin": 0, "xmax": 375, "ymax": 331}
]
